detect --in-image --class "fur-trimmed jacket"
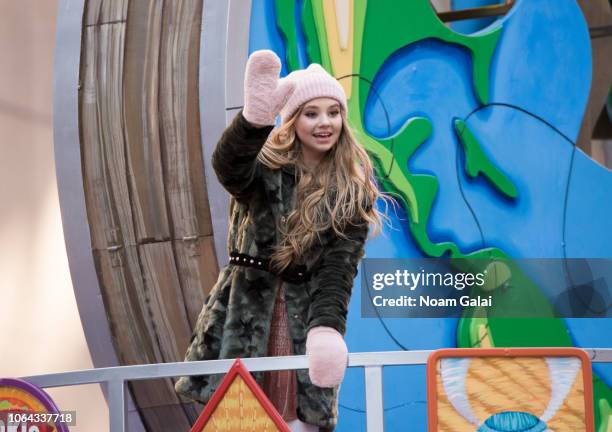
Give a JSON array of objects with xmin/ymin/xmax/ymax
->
[{"xmin": 175, "ymin": 112, "xmax": 369, "ymax": 431}]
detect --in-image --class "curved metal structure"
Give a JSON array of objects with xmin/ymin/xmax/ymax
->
[{"xmin": 55, "ymin": 0, "xmax": 226, "ymax": 429}]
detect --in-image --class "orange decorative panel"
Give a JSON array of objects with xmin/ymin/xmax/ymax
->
[{"xmin": 427, "ymin": 348, "xmax": 594, "ymax": 432}]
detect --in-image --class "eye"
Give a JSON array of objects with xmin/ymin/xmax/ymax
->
[
  {"xmin": 304, "ymin": 112, "xmax": 317, "ymax": 118},
  {"xmin": 329, "ymin": 110, "xmax": 340, "ymax": 117}
]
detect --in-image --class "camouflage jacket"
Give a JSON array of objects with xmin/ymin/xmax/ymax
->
[{"xmin": 175, "ymin": 112, "xmax": 369, "ymax": 431}]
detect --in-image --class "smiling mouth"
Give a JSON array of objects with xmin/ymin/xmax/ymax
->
[{"xmin": 313, "ymin": 132, "xmax": 332, "ymax": 138}]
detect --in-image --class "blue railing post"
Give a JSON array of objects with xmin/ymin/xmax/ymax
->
[{"xmin": 107, "ymin": 379, "xmax": 127, "ymax": 432}]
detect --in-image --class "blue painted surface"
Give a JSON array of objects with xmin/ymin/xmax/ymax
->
[
  {"xmin": 365, "ymin": 39, "xmax": 485, "ymax": 253},
  {"xmin": 339, "ymin": 217, "xmax": 459, "ymax": 430},
  {"xmin": 249, "ymin": 0, "xmax": 288, "ymax": 77},
  {"xmin": 565, "ymin": 150, "xmax": 612, "ymax": 258},
  {"xmin": 489, "ymin": 0, "xmax": 591, "ymax": 141},
  {"xmin": 459, "ymin": 107, "xmax": 570, "ymax": 259},
  {"xmin": 246, "ymin": 0, "xmax": 611, "ymax": 429}
]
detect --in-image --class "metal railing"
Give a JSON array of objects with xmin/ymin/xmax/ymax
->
[
  {"xmin": 22, "ymin": 349, "xmax": 612, "ymax": 431},
  {"xmin": 435, "ymin": 0, "xmax": 514, "ymax": 22}
]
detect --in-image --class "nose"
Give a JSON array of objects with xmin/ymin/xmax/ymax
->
[{"xmin": 318, "ymin": 114, "xmax": 332, "ymax": 126}]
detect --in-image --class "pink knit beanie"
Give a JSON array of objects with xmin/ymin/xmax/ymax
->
[{"xmin": 279, "ymin": 64, "xmax": 347, "ymax": 123}]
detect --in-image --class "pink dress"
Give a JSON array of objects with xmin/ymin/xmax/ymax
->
[{"xmin": 262, "ymin": 280, "xmax": 299, "ymax": 422}]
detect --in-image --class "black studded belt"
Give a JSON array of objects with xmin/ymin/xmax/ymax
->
[{"xmin": 229, "ymin": 251, "xmax": 311, "ymax": 284}]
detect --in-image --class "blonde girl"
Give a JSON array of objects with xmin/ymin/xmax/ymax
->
[{"xmin": 176, "ymin": 50, "xmax": 382, "ymax": 432}]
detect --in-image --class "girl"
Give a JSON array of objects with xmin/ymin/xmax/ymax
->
[{"xmin": 175, "ymin": 50, "xmax": 382, "ymax": 432}]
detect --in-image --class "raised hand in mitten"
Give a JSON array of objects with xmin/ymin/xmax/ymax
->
[
  {"xmin": 306, "ymin": 326, "xmax": 348, "ymax": 388},
  {"xmin": 243, "ymin": 50, "xmax": 295, "ymax": 127}
]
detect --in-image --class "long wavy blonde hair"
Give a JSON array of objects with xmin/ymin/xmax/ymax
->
[{"xmin": 257, "ymin": 105, "xmax": 383, "ymax": 272}]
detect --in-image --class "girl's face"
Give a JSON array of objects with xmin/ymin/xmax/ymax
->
[{"xmin": 295, "ymin": 97, "xmax": 343, "ymax": 167}]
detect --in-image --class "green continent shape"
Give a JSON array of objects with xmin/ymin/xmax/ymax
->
[
  {"xmin": 344, "ymin": 0, "xmax": 419, "ymax": 222},
  {"xmin": 376, "ymin": 118, "xmax": 457, "ymax": 256},
  {"xmin": 358, "ymin": 0, "xmax": 501, "ymax": 112},
  {"xmin": 597, "ymin": 391, "xmax": 612, "ymax": 432},
  {"xmin": 371, "ymin": 117, "xmax": 508, "ymax": 259},
  {"xmin": 274, "ymin": 0, "xmax": 300, "ymax": 72},
  {"xmin": 350, "ymin": 124, "xmax": 420, "ymax": 222},
  {"xmin": 454, "ymin": 118, "xmax": 518, "ymax": 198},
  {"xmin": 278, "ymin": 0, "xmax": 324, "ymax": 69},
  {"xmin": 307, "ymin": 0, "xmax": 333, "ymax": 72},
  {"xmin": 464, "ymin": 259, "xmax": 559, "ymax": 320},
  {"xmin": 301, "ymin": 0, "xmax": 322, "ymax": 65}
]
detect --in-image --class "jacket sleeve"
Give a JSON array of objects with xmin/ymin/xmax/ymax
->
[
  {"xmin": 307, "ymin": 220, "xmax": 369, "ymax": 335},
  {"xmin": 212, "ymin": 111, "xmax": 274, "ymax": 202}
]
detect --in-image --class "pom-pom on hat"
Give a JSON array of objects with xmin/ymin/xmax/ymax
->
[{"xmin": 279, "ymin": 63, "xmax": 347, "ymax": 123}]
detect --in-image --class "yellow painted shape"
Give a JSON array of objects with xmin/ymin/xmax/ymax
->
[
  {"xmin": 477, "ymin": 323, "xmax": 492, "ymax": 348},
  {"xmin": 202, "ymin": 375, "xmax": 280, "ymax": 432},
  {"xmin": 465, "ymin": 357, "xmax": 551, "ymax": 422},
  {"xmin": 547, "ymin": 369, "xmax": 586, "ymax": 431},
  {"xmin": 321, "ymin": 0, "xmax": 354, "ymax": 98}
]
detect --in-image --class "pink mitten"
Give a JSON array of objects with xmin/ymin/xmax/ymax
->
[
  {"xmin": 243, "ymin": 50, "xmax": 295, "ymax": 126},
  {"xmin": 306, "ymin": 326, "xmax": 348, "ymax": 388}
]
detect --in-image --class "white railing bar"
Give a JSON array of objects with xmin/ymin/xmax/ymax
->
[
  {"xmin": 21, "ymin": 349, "xmax": 612, "ymax": 389},
  {"xmin": 20, "ymin": 351, "xmax": 427, "ymax": 388},
  {"xmin": 364, "ymin": 366, "xmax": 385, "ymax": 431},
  {"xmin": 589, "ymin": 348, "xmax": 612, "ymax": 362},
  {"xmin": 19, "ymin": 348, "xmax": 612, "ymax": 432},
  {"xmin": 349, "ymin": 350, "xmax": 431, "ymax": 366},
  {"xmin": 23, "ymin": 355, "xmax": 306, "ymax": 388}
]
